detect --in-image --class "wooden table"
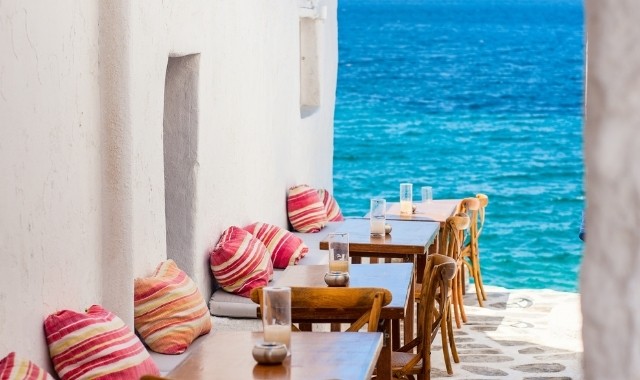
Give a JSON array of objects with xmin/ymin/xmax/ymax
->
[
  {"xmin": 272, "ymin": 263, "xmax": 413, "ymax": 380},
  {"xmin": 167, "ymin": 331, "xmax": 382, "ymax": 380},
  {"xmin": 316, "ymin": 218, "xmax": 437, "ymax": 356},
  {"xmin": 368, "ymin": 199, "xmax": 461, "ymax": 256},
  {"xmin": 383, "ymin": 199, "xmax": 461, "ymax": 227},
  {"xmin": 319, "ymin": 218, "xmax": 439, "ymax": 283}
]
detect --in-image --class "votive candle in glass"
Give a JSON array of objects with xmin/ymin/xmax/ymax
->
[
  {"xmin": 400, "ymin": 183, "xmax": 413, "ymax": 214},
  {"xmin": 327, "ymin": 232, "xmax": 349, "ymax": 273},
  {"xmin": 370, "ymin": 198, "xmax": 386, "ymax": 236}
]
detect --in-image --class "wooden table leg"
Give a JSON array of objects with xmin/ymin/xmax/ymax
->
[
  {"xmin": 416, "ymin": 255, "xmax": 426, "ymax": 283},
  {"xmin": 299, "ymin": 323, "xmax": 312, "ymax": 331},
  {"xmin": 404, "ymin": 275, "xmax": 415, "ymax": 345},
  {"xmin": 376, "ymin": 320, "xmax": 392, "ymax": 380},
  {"xmin": 392, "ymin": 320, "xmax": 400, "ymax": 350}
]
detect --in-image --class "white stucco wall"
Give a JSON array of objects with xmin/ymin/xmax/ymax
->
[
  {"xmin": 0, "ymin": 0, "xmax": 337, "ymax": 372},
  {"xmin": 581, "ymin": 1, "xmax": 640, "ymax": 378}
]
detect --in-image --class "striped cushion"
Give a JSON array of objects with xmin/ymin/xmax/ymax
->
[
  {"xmin": 210, "ymin": 226, "xmax": 273, "ymax": 297},
  {"xmin": 317, "ymin": 188, "xmax": 345, "ymax": 221},
  {"xmin": 134, "ymin": 260, "xmax": 212, "ymax": 354},
  {"xmin": 0, "ymin": 352, "xmax": 55, "ymax": 380},
  {"xmin": 243, "ymin": 222, "xmax": 309, "ymax": 268},
  {"xmin": 44, "ymin": 305, "xmax": 159, "ymax": 380},
  {"xmin": 287, "ymin": 185, "xmax": 328, "ymax": 232}
]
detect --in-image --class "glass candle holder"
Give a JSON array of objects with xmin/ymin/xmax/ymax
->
[
  {"xmin": 421, "ymin": 186, "xmax": 433, "ymax": 203},
  {"xmin": 370, "ymin": 198, "xmax": 386, "ymax": 236},
  {"xmin": 400, "ymin": 183, "xmax": 413, "ymax": 214},
  {"xmin": 327, "ymin": 232, "xmax": 349, "ymax": 274},
  {"xmin": 261, "ymin": 286, "xmax": 292, "ymax": 354}
]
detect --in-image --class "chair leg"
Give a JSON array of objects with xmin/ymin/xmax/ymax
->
[
  {"xmin": 440, "ymin": 312, "xmax": 453, "ymax": 375},
  {"xmin": 456, "ymin": 267, "xmax": 467, "ymax": 324},
  {"xmin": 475, "ymin": 256, "xmax": 487, "ymax": 301},
  {"xmin": 451, "ymin": 278, "xmax": 462, "ymax": 329},
  {"xmin": 472, "ymin": 262, "xmax": 484, "ymax": 307},
  {"xmin": 464, "ymin": 256, "xmax": 486, "ymax": 306},
  {"xmin": 447, "ymin": 304, "xmax": 459, "ymax": 363}
]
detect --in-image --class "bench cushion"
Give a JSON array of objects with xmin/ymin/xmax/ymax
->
[
  {"xmin": 208, "ymin": 247, "xmax": 330, "ymax": 318},
  {"xmin": 148, "ymin": 334, "xmax": 206, "ymax": 376},
  {"xmin": 317, "ymin": 189, "xmax": 345, "ymax": 222},
  {"xmin": 287, "ymin": 185, "xmax": 327, "ymax": 232},
  {"xmin": 243, "ymin": 222, "xmax": 309, "ymax": 268},
  {"xmin": 210, "ymin": 226, "xmax": 273, "ymax": 297},
  {"xmin": 134, "ymin": 260, "xmax": 212, "ymax": 354},
  {"xmin": 0, "ymin": 352, "xmax": 55, "ymax": 380},
  {"xmin": 44, "ymin": 305, "xmax": 159, "ymax": 380}
]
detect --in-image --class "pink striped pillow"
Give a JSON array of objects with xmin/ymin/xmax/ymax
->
[
  {"xmin": 317, "ymin": 188, "xmax": 345, "ymax": 222},
  {"xmin": 210, "ymin": 226, "xmax": 273, "ymax": 297},
  {"xmin": 134, "ymin": 260, "xmax": 212, "ymax": 354},
  {"xmin": 44, "ymin": 305, "xmax": 159, "ymax": 380},
  {"xmin": 0, "ymin": 352, "xmax": 54, "ymax": 380},
  {"xmin": 287, "ymin": 185, "xmax": 328, "ymax": 232},
  {"xmin": 243, "ymin": 222, "xmax": 309, "ymax": 268}
]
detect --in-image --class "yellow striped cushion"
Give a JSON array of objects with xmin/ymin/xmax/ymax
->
[
  {"xmin": 134, "ymin": 260, "xmax": 212, "ymax": 354},
  {"xmin": 317, "ymin": 188, "xmax": 345, "ymax": 221},
  {"xmin": 44, "ymin": 305, "xmax": 159, "ymax": 380},
  {"xmin": 0, "ymin": 352, "xmax": 55, "ymax": 380},
  {"xmin": 287, "ymin": 184, "xmax": 328, "ymax": 232}
]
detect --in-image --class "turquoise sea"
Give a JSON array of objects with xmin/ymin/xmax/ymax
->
[{"xmin": 333, "ymin": 0, "xmax": 585, "ymax": 292}]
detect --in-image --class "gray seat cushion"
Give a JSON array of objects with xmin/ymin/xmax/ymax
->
[{"xmin": 148, "ymin": 328, "xmax": 208, "ymax": 375}]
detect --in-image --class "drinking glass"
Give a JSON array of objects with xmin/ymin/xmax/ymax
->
[
  {"xmin": 400, "ymin": 183, "xmax": 413, "ymax": 214},
  {"xmin": 327, "ymin": 232, "xmax": 349, "ymax": 273},
  {"xmin": 261, "ymin": 286, "xmax": 292, "ymax": 354},
  {"xmin": 421, "ymin": 186, "xmax": 433, "ymax": 203},
  {"xmin": 370, "ymin": 198, "xmax": 386, "ymax": 236}
]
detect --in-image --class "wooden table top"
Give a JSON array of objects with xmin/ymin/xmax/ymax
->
[
  {"xmin": 167, "ymin": 331, "xmax": 383, "ymax": 380},
  {"xmin": 273, "ymin": 263, "xmax": 413, "ymax": 321},
  {"xmin": 318, "ymin": 218, "xmax": 439, "ymax": 255},
  {"xmin": 375, "ymin": 199, "xmax": 461, "ymax": 226}
]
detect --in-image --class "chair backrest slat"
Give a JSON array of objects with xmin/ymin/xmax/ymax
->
[{"xmin": 251, "ymin": 287, "xmax": 392, "ymax": 333}]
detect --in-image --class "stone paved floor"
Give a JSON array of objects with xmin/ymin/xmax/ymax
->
[
  {"xmin": 428, "ymin": 285, "xmax": 583, "ymax": 379},
  {"xmin": 212, "ymin": 285, "xmax": 583, "ymax": 379}
]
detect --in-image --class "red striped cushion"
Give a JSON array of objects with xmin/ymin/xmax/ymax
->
[
  {"xmin": 134, "ymin": 260, "xmax": 212, "ymax": 354},
  {"xmin": 317, "ymin": 188, "xmax": 345, "ymax": 222},
  {"xmin": 287, "ymin": 185, "xmax": 328, "ymax": 232},
  {"xmin": 44, "ymin": 305, "xmax": 159, "ymax": 380},
  {"xmin": 243, "ymin": 222, "xmax": 309, "ymax": 268},
  {"xmin": 210, "ymin": 226, "xmax": 273, "ymax": 297},
  {"xmin": 0, "ymin": 352, "xmax": 54, "ymax": 380}
]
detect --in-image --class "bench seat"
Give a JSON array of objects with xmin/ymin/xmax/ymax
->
[
  {"xmin": 148, "ymin": 328, "xmax": 208, "ymax": 375},
  {"xmin": 208, "ymin": 231, "xmax": 334, "ymax": 318}
]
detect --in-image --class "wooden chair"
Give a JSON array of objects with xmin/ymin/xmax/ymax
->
[
  {"xmin": 250, "ymin": 287, "xmax": 392, "ymax": 333},
  {"xmin": 460, "ymin": 194, "xmax": 489, "ymax": 306},
  {"xmin": 389, "ymin": 254, "xmax": 457, "ymax": 380},
  {"xmin": 443, "ymin": 212, "xmax": 471, "ymax": 329}
]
